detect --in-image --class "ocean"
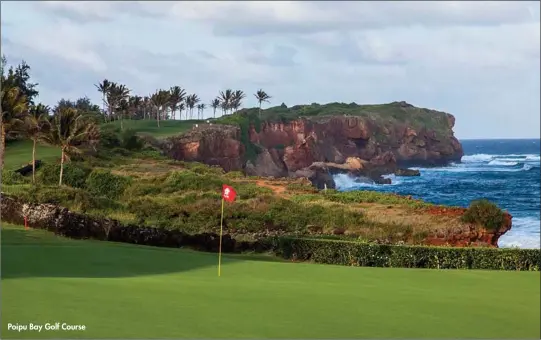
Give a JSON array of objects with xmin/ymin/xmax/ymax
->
[{"xmin": 334, "ymin": 139, "xmax": 541, "ymax": 249}]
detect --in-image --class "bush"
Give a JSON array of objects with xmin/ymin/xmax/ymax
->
[
  {"xmin": 224, "ymin": 171, "xmax": 245, "ymax": 179},
  {"xmin": 120, "ymin": 129, "xmax": 144, "ymax": 151},
  {"xmin": 271, "ymin": 237, "xmax": 540, "ymax": 271},
  {"xmin": 2, "ymin": 170, "xmax": 28, "ymax": 185},
  {"xmin": 462, "ymin": 199, "xmax": 506, "ymax": 231},
  {"xmin": 165, "ymin": 171, "xmax": 224, "ymax": 192},
  {"xmin": 86, "ymin": 170, "xmax": 132, "ymax": 199},
  {"xmin": 37, "ymin": 162, "xmax": 91, "ymax": 188}
]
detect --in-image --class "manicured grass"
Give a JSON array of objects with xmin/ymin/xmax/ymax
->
[
  {"xmin": 102, "ymin": 119, "xmax": 199, "ymax": 139},
  {"xmin": 1, "ymin": 224, "xmax": 540, "ymax": 339},
  {"xmin": 3, "ymin": 140, "xmax": 61, "ymax": 170}
]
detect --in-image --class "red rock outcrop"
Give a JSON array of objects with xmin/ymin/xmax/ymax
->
[
  {"xmin": 162, "ymin": 124, "xmax": 245, "ymax": 172},
  {"xmin": 163, "ymin": 105, "xmax": 463, "ymax": 178},
  {"xmin": 423, "ymin": 207, "xmax": 513, "ymax": 248}
]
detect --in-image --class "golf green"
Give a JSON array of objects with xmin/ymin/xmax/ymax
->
[{"xmin": 2, "ymin": 224, "xmax": 539, "ymax": 338}]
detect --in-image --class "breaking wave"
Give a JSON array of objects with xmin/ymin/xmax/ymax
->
[{"xmin": 333, "ymin": 141, "xmax": 540, "ymax": 249}]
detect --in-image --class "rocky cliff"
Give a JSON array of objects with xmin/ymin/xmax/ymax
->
[{"xmin": 163, "ymin": 101, "xmax": 463, "ymax": 181}]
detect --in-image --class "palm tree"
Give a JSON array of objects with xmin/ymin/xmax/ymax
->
[
  {"xmin": 231, "ymin": 90, "xmax": 246, "ymax": 113},
  {"xmin": 210, "ymin": 98, "xmax": 220, "ymax": 118},
  {"xmin": 25, "ymin": 103, "xmax": 50, "ymax": 183},
  {"xmin": 107, "ymin": 83, "xmax": 130, "ymax": 129},
  {"xmin": 186, "ymin": 94, "xmax": 200, "ymax": 119},
  {"xmin": 94, "ymin": 79, "xmax": 111, "ymax": 121},
  {"xmin": 151, "ymin": 90, "xmax": 170, "ymax": 127},
  {"xmin": 197, "ymin": 103, "xmax": 206, "ymax": 120},
  {"xmin": 219, "ymin": 89, "xmax": 233, "ymax": 115},
  {"xmin": 41, "ymin": 107, "xmax": 99, "ymax": 186},
  {"xmin": 254, "ymin": 89, "xmax": 271, "ymax": 118},
  {"xmin": 169, "ymin": 86, "xmax": 186, "ymax": 120},
  {"xmin": 0, "ymin": 85, "xmax": 28, "ymax": 169}
]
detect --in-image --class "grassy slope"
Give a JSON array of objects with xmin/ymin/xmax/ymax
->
[
  {"xmin": 2, "ymin": 140, "xmax": 61, "ymax": 170},
  {"xmin": 102, "ymin": 119, "xmax": 198, "ymax": 139},
  {"xmin": 2, "ymin": 224, "xmax": 539, "ymax": 339}
]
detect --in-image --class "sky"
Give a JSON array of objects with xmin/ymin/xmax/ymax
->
[{"xmin": 1, "ymin": 1, "xmax": 540, "ymax": 139}]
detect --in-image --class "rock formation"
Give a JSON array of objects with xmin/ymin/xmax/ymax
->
[{"xmin": 163, "ymin": 102, "xmax": 463, "ymax": 185}]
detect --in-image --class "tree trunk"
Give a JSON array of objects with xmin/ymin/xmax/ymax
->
[
  {"xmin": 59, "ymin": 149, "xmax": 65, "ymax": 186},
  {"xmin": 0, "ymin": 121, "xmax": 6, "ymax": 171},
  {"xmin": 259, "ymin": 102, "xmax": 262, "ymax": 118},
  {"xmin": 120, "ymin": 113, "xmax": 124, "ymax": 131},
  {"xmin": 213, "ymin": 108, "xmax": 216, "ymax": 118},
  {"xmin": 32, "ymin": 138, "xmax": 36, "ymax": 183},
  {"xmin": 157, "ymin": 108, "xmax": 160, "ymax": 127}
]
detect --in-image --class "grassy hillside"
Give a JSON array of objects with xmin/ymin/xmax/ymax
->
[
  {"xmin": 2, "ymin": 140, "xmax": 61, "ymax": 170},
  {"xmin": 2, "ymin": 224, "xmax": 539, "ymax": 339},
  {"xmin": 217, "ymin": 101, "xmax": 452, "ymax": 134},
  {"xmin": 101, "ymin": 119, "xmax": 198, "ymax": 139}
]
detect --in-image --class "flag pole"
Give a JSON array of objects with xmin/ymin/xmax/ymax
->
[{"xmin": 218, "ymin": 197, "xmax": 225, "ymax": 277}]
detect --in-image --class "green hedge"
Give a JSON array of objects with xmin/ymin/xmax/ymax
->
[
  {"xmin": 270, "ymin": 238, "xmax": 540, "ymax": 271},
  {"xmin": 37, "ymin": 162, "xmax": 92, "ymax": 188}
]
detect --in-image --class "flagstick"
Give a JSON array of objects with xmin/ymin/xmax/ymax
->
[{"xmin": 218, "ymin": 197, "xmax": 225, "ymax": 277}]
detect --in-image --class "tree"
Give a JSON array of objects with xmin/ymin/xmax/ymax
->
[
  {"xmin": 94, "ymin": 79, "xmax": 111, "ymax": 121},
  {"xmin": 210, "ymin": 98, "xmax": 220, "ymax": 118},
  {"xmin": 150, "ymin": 90, "xmax": 170, "ymax": 127},
  {"xmin": 169, "ymin": 86, "xmax": 186, "ymax": 120},
  {"xmin": 197, "ymin": 103, "xmax": 206, "ymax": 119},
  {"xmin": 25, "ymin": 103, "xmax": 51, "ymax": 183},
  {"xmin": 41, "ymin": 107, "xmax": 99, "ymax": 186},
  {"xmin": 186, "ymin": 94, "xmax": 200, "ymax": 119},
  {"xmin": 0, "ymin": 85, "xmax": 28, "ymax": 169},
  {"xmin": 218, "ymin": 89, "xmax": 233, "ymax": 115},
  {"xmin": 254, "ymin": 89, "xmax": 271, "ymax": 118},
  {"xmin": 106, "ymin": 83, "xmax": 130, "ymax": 129},
  {"xmin": 231, "ymin": 90, "xmax": 246, "ymax": 113}
]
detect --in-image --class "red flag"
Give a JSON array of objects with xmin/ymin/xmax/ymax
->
[{"xmin": 222, "ymin": 184, "xmax": 236, "ymax": 202}]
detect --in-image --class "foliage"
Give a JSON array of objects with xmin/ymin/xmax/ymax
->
[
  {"xmin": 271, "ymin": 238, "xmax": 540, "ymax": 271},
  {"xmin": 2, "ymin": 170, "xmax": 28, "ymax": 185},
  {"xmin": 85, "ymin": 170, "xmax": 132, "ymax": 199},
  {"xmin": 37, "ymin": 162, "xmax": 91, "ymax": 188},
  {"xmin": 461, "ymin": 199, "xmax": 506, "ymax": 231},
  {"xmin": 165, "ymin": 170, "xmax": 225, "ymax": 192},
  {"xmin": 285, "ymin": 182, "xmax": 319, "ymax": 193},
  {"xmin": 325, "ymin": 190, "xmax": 430, "ymax": 207}
]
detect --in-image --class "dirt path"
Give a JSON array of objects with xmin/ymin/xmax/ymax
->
[{"xmin": 255, "ymin": 180, "xmax": 287, "ymax": 196}]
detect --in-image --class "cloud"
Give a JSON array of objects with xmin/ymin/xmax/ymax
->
[{"xmin": 1, "ymin": 1, "xmax": 539, "ymax": 138}]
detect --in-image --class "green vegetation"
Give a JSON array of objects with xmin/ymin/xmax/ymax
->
[
  {"xmin": 275, "ymin": 237, "xmax": 540, "ymax": 271},
  {"xmin": 103, "ymin": 119, "xmax": 196, "ymax": 139},
  {"xmin": 2, "ymin": 224, "xmax": 540, "ymax": 338},
  {"xmin": 462, "ymin": 199, "xmax": 507, "ymax": 231},
  {"xmin": 2, "ymin": 139, "xmax": 60, "ymax": 170}
]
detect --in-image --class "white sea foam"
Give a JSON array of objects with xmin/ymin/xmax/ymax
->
[
  {"xmin": 498, "ymin": 217, "xmax": 540, "ymax": 249},
  {"xmin": 461, "ymin": 154, "xmax": 494, "ymax": 163},
  {"xmin": 487, "ymin": 160, "xmax": 519, "ymax": 166},
  {"xmin": 333, "ymin": 173, "xmax": 402, "ymax": 190}
]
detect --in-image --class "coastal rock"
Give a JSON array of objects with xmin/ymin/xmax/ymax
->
[
  {"xmin": 162, "ymin": 102, "xmax": 463, "ymax": 184},
  {"xmin": 395, "ymin": 168, "xmax": 421, "ymax": 177},
  {"xmin": 162, "ymin": 124, "xmax": 244, "ymax": 172}
]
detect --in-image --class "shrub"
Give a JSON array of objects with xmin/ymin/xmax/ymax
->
[
  {"xmin": 271, "ymin": 237, "xmax": 540, "ymax": 271},
  {"xmin": 224, "ymin": 171, "xmax": 245, "ymax": 179},
  {"xmin": 86, "ymin": 170, "xmax": 132, "ymax": 199},
  {"xmin": 2, "ymin": 170, "xmax": 28, "ymax": 185},
  {"xmin": 186, "ymin": 163, "xmax": 225, "ymax": 176},
  {"xmin": 120, "ymin": 129, "xmax": 144, "ymax": 151},
  {"xmin": 99, "ymin": 126, "xmax": 121, "ymax": 149},
  {"xmin": 37, "ymin": 162, "xmax": 91, "ymax": 188},
  {"xmin": 461, "ymin": 199, "xmax": 506, "ymax": 231},
  {"xmin": 286, "ymin": 182, "xmax": 318, "ymax": 193},
  {"xmin": 165, "ymin": 171, "xmax": 224, "ymax": 192},
  {"xmin": 235, "ymin": 183, "xmax": 274, "ymax": 199}
]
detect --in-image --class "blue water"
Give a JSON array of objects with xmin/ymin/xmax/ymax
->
[{"xmin": 334, "ymin": 139, "xmax": 541, "ymax": 249}]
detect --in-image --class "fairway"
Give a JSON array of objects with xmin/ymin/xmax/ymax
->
[
  {"xmin": 102, "ymin": 119, "xmax": 198, "ymax": 138},
  {"xmin": 1, "ymin": 224, "xmax": 540, "ymax": 339},
  {"xmin": 2, "ymin": 140, "xmax": 61, "ymax": 170}
]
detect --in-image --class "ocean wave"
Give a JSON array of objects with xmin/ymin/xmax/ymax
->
[
  {"xmin": 333, "ymin": 173, "xmax": 402, "ymax": 190},
  {"xmin": 498, "ymin": 217, "xmax": 540, "ymax": 249},
  {"xmin": 487, "ymin": 160, "xmax": 519, "ymax": 166},
  {"xmin": 461, "ymin": 154, "xmax": 494, "ymax": 163}
]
